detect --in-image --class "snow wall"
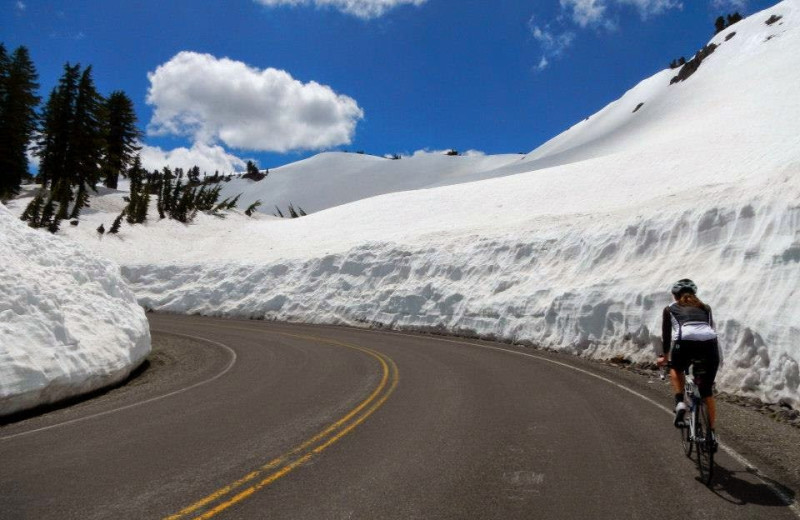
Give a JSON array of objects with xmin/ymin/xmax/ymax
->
[
  {"xmin": 0, "ymin": 205, "xmax": 151, "ymax": 416},
  {"xmin": 124, "ymin": 181, "xmax": 800, "ymax": 407}
]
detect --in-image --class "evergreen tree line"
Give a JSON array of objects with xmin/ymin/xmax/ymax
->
[
  {"xmin": 715, "ymin": 12, "xmax": 743, "ymax": 34},
  {"xmin": 0, "ymin": 44, "xmax": 39, "ymax": 201},
  {"xmin": 99, "ymin": 164, "xmax": 261, "ymax": 235},
  {"xmin": 274, "ymin": 203, "xmax": 307, "ymax": 218},
  {"xmin": 669, "ymin": 12, "xmax": 744, "ymax": 70},
  {"xmin": 5, "ymin": 48, "xmax": 143, "ymax": 232},
  {"xmin": 21, "ymin": 61, "xmax": 142, "ymax": 231}
]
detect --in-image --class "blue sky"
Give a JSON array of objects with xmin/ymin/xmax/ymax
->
[{"xmin": 4, "ymin": 0, "xmax": 776, "ymax": 172}]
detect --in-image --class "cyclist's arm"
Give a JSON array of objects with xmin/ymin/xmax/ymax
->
[{"xmin": 661, "ymin": 306, "xmax": 672, "ymax": 356}]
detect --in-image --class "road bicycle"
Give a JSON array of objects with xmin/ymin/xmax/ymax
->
[{"xmin": 675, "ymin": 368, "xmax": 715, "ymax": 485}]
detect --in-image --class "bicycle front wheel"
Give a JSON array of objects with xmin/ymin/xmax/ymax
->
[
  {"xmin": 695, "ymin": 400, "xmax": 714, "ymax": 485},
  {"xmin": 679, "ymin": 414, "xmax": 692, "ymax": 458}
]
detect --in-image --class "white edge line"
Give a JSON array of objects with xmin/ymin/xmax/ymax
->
[
  {"xmin": 0, "ymin": 330, "xmax": 237, "ymax": 442},
  {"xmin": 412, "ymin": 333, "xmax": 800, "ymax": 518}
]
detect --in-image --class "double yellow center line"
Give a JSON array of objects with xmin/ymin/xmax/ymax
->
[{"xmin": 163, "ymin": 331, "xmax": 399, "ymax": 520}]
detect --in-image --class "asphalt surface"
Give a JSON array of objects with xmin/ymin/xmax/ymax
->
[{"xmin": 1, "ymin": 314, "xmax": 797, "ymax": 519}]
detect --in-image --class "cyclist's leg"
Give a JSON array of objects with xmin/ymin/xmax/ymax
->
[
  {"xmin": 670, "ymin": 368, "xmax": 685, "ymax": 399},
  {"xmin": 705, "ymin": 396, "xmax": 717, "ymax": 430},
  {"xmin": 669, "ymin": 343, "xmax": 690, "ymax": 427},
  {"xmin": 694, "ymin": 339, "xmax": 720, "ymax": 438},
  {"xmin": 669, "ymin": 343, "xmax": 689, "ymax": 404}
]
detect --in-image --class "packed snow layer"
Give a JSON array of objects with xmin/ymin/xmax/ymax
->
[
  {"xmin": 8, "ymin": 1, "xmax": 800, "ymax": 407},
  {"xmin": 0, "ymin": 204, "xmax": 151, "ymax": 416}
]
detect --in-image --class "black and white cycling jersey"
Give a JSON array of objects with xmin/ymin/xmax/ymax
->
[{"xmin": 662, "ymin": 302, "xmax": 717, "ymax": 355}]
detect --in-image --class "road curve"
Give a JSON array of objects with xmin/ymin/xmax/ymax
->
[{"xmin": 0, "ymin": 314, "xmax": 796, "ymax": 519}]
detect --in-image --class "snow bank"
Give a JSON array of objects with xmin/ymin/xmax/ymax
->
[
  {"xmin": 122, "ymin": 177, "xmax": 800, "ymax": 406},
  {"xmin": 0, "ymin": 204, "xmax": 151, "ymax": 416}
]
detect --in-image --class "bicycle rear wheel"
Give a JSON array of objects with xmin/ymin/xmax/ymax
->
[{"xmin": 695, "ymin": 400, "xmax": 714, "ymax": 485}]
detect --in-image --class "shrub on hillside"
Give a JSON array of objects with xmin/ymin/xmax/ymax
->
[
  {"xmin": 765, "ymin": 14, "xmax": 783, "ymax": 26},
  {"xmin": 670, "ymin": 43, "xmax": 717, "ymax": 84}
]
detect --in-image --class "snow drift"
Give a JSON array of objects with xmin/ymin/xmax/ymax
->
[
  {"xmin": 0, "ymin": 204, "xmax": 151, "ymax": 416},
  {"xmin": 219, "ymin": 150, "xmax": 523, "ymax": 214},
  {"xmin": 9, "ymin": 1, "xmax": 800, "ymax": 407}
]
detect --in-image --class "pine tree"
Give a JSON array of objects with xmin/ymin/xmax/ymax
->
[
  {"xmin": 727, "ymin": 12, "xmax": 743, "ymax": 26},
  {"xmin": 39, "ymin": 197, "xmax": 55, "ymax": 228},
  {"xmin": 70, "ymin": 66, "xmax": 104, "ymax": 190},
  {"xmin": 69, "ymin": 182, "xmax": 90, "ymax": 220},
  {"xmin": 101, "ymin": 90, "xmax": 141, "ymax": 189},
  {"xmin": 109, "ymin": 211, "xmax": 124, "ymax": 233},
  {"xmin": 37, "ymin": 64, "xmax": 80, "ymax": 191},
  {"xmin": 136, "ymin": 178, "xmax": 150, "ymax": 223},
  {"xmin": 0, "ymin": 45, "xmax": 40, "ymax": 200},
  {"xmin": 20, "ymin": 190, "xmax": 45, "ymax": 225},
  {"xmin": 244, "ymin": 200, "xmax": 262, "ymax": 216},
  {"xmin": 714, "ymin": 16, "xmax": 726, "ymax": 34}
]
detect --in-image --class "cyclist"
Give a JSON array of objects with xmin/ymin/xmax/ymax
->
[{"xmin": 657, "ymin": 279, "xmax": 720, "ymax": 449}]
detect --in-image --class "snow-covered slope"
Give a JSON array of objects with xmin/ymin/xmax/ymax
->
[
  {"xmin": 8, "ymin": 1, "xmax": 799, "ymax": 407},
  {"xmin": 220, "ymin": 151, "xmax": 522, "ymax": 214},
  {"xmin": 0, "ymin": 204, "xmax": 151, "ymax": 416}
]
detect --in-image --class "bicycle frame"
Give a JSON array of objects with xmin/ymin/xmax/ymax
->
[
  {"xmin": 684, "ymin": 374, "xmax": 704, "ymax": 444},
  {"xmin": 682, "ymin": 368, "xmax": 714, "ymax": 484}
]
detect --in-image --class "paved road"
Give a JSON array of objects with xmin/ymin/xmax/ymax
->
[{"xmin": 1, "ymin": 314, "xmax": 797, "ymax": 519}]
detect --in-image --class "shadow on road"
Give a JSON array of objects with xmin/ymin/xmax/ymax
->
[
  {"xmin": 0, "ymin": 359, "xmax": 151, "ymax": 427},
  {"xmin": 706, "ymin": 463, "xmax": 795, "ymax": 508}
]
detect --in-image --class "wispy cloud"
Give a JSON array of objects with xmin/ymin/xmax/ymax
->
[
  {"xmin": 253, "ymin": 0, "xmax": 427, "ymax": 19},
  {"xmin": 15, "ymin": 1, "xmax": 26, "ymax": 13},
  {"xmin": 48, "ymin": 31, "xmax": 86, "ymax": 40},
  {"xmin": 711, "ymin": 0, "xmax": 748, "ymax": 10},
  {"xmin": 529, "ymin": 16, "xmax": 576, "ymax": 71},
  {"xmin": 531, "ymin": 0, "xmax": 685, "ymax": 71},
  {"xmin": 560, "ymin": 0, "xmax": 608, "ymax": 27}
]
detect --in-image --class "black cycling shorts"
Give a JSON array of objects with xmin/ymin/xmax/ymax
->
[{"xmin": 670, "ymin": 338, "xmax": 720, "ymax": 398}]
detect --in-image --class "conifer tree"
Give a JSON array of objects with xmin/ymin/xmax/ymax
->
[
  {"xmin": 39, "ymin": 197, "xmax": 55, "ymax": 228},
  {"xmin": 69, "ymin": 182, "xmax": 89, "ymax": 220},
  {"xmin": 109, "ymin": 211, "xmax": 124, "ymax": 234},
  {"xmin": 70, "ymin": 66, "xmax": 104, "ymax": 190},
  {"xmin": 244, "ymin": 200, "xmax": 262, "ymax": 216},
  {"xmin": 0, "ymin": 45, "xmax": 40, "ymax": 200},
  {"xmin": 20, "ymin": 190, "xmax": 45, "ymax": 225},
  {"xmin": 36, "ymin": 63, "xmax": 81, "ymax": 192},
  {"xmin": 101, "ymin": 90, "xmax": 141, "ymax": 189},
  {"xmin": 714, "ymin": 16, "xmax": 726, "ymax": 34}
]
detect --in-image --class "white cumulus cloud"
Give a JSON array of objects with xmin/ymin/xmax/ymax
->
[
  {"xmin": 253, "ymin": 0, "xmax": 427, "ymax": 19},
  {"xmin": 140, "ymin": 143, "xmax": 247, "ymax": 174},
  {"xmin": 146, "ymin": 51, "xmax": 364, "ymax": 154}
]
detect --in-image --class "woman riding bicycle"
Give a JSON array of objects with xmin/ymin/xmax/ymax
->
[{"xmin": 657, "ymin": 279, "xmax": 720, "ymax": 443}]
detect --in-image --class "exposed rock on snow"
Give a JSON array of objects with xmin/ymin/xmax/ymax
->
[{"xmin": 0, "ymin": 204, "xmax": 151, "ymax": 416}]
